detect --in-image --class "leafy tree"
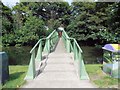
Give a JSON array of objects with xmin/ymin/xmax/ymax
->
[
  {"xmin": 107, "ymin": 3, "xmax": 120, "ymax": 43},
  {"xmin": 13, "ymin": 2, "xmax": 70, "ymax": 29},
  {"xmin": 1, "ymin": 1, "xmax": 120, "ymax": 46},
  {"xmin": 14, "ymin": 16, "xmax": 45, "ymax": 45},
  {"xmin": 2, "ymin": 2, "xmax": 13, "ymax": 34},
  {"xmin": 66, "ymin": 2, "xmax": 120, "ymax": 45}
]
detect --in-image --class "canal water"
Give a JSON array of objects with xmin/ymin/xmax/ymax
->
[
  {"xmin": 2, "ymin": 46, "xmax": 103, "ymax": 65},
  {"xmin": 2, "ymin": 46, "xmax": 32, "ymax": 65},
  {"xmin": 81, "ymin": 46, "xmax": 103, "ymax": 64}
]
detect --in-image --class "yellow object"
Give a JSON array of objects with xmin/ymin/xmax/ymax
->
[{"xmin": 111, "ymin": 44, "xmax": 120, "ymax": 51}]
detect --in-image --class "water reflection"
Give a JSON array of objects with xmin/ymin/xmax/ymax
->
[
  {"xmin": 2, "ymin": 46, "xmax": 103, "ymax": 65},
  {"xmin": 3, "ymin": 46, "xmax": 32, "ymax": 65},
  {"xmin": 81, "ymin": 46, "xmax": 103, "ymax": 64}
]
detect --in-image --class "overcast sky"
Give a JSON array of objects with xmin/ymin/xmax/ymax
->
[{"xmin": 1, "ymin": 0, "xmax": 73, "ymax": 7}]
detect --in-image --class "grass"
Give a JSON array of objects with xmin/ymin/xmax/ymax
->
[
  {"xmin": 2, "ymin": 65, "xmax": 28, "ymax": 89},
  {"xmin": 86, "ymin": 64, "xmax": 119, "ymax": 88}
]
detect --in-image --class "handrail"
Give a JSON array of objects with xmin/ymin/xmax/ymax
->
[
  {"xmin": 62, "ymin": 29, "xmax": 69, "ymax": 38},
  {"xmin": 25, "ymin": 28, "xmax": 89, "ymax": 80},
  {"xmin": 69, "ymin": 38, "xmax": 83, "ymax": 53},
  {"xmin": 30, "ymin": 39, "xmax": 41, "ymax": 53},
  {"xmin": 62, "ymin": 29, "xmax": 89, "ymax": 80},
  {"xmin": 25, "ymin": 29, "xmax": 59, "ymax": 80},
  {"xmin": 30, "ymin": 30, "xmax": 57, "ymax": 53},
  {"xmin": 47, "ymin": 30, "xmax": 56, "ymax": 39},
  {"xmin": 30, "ymin": 38, "xmax": 46, "ymax": 53},
  {"xmin": 62, "ymin": 30, "xmax": 83, "ymax": 53}
]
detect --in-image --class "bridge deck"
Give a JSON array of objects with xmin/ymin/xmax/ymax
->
[{"xmin": 21, "ymin": 38, "xmax": 95, "ymax": 88}]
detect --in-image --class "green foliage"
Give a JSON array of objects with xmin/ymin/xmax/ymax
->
[
  {"xmin": 1, "ymin": 2, "xmax": 120, "ymax": 46},
  {"xmin": 67, "ymin": 2, "xmax": 120, "ymax": 45},
  {"xmin": 2, "ymin": 3, "xmax": 13, "ymax": 34},
  {"xmin": 14, "ymin": 16, "xmax": 45, "ymax": 45},
  {"xmin": 2, "ymin": 15, "xmax": 46, "ymax": 46}
]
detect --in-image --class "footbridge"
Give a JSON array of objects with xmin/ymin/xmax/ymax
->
[{"xmin": 22, "ymin": 30, "xmax": 95, "ymax": 88}]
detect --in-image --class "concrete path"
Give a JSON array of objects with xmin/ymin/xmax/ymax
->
[{"xmin": 21, "ymin": 38, "xmax": 95, "ymax": 88}]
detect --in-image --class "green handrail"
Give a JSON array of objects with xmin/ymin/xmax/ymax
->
[
  {"xmin": 30, "ymin": 38, "xmax": 46, "ymax": 53},
  {"xmin": 62, "ymin": 29, "xmax": 89, "ymax": 80},
  {"xmin": 25, "ymin": 30, "xmax": 59, "ymax": 80},
  {"xmin": 25, "ymin": 29, "xmax": 89, "ymax": 80}
]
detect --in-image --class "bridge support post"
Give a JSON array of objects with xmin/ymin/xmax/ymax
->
[
  {"xmin": 47, "ymin": 39, "xmax": 50, "ymax": 53},
  {"xmin": 66, "ymin": 39, "xmax": 70, "ymax": 53},
  {"xmin": 79, "ymin": 52, "xmax": 89, "ymax": 80},
  {"xmin": 74, "ymin": 41, "xmax": 77, "ymax": 60},
  {"xmin": 25, "ymin": 50, "xmax": 36, "ymax": 79},
  {"xmin": 36, "ymin": 41, "xmax": 42, "ymax": 61},
  {"xmin": 74, "ymin": 41, "xmax": 79, "ymax": 60}
]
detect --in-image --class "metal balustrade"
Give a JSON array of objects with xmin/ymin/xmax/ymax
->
[
  {"xmin": 25, "ymin": 29, "xmax": 89, "ymax": 80},
  {"xmin": 62, "ymin": 29, "xmax": 89, "ymax": 80},
  {"xmin": 25, "ymin": 30, "xmax": 59, "ymax": 79}
]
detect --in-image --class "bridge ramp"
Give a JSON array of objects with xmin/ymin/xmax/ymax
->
[{"xmin": 21, "ymin": 38, "xmax": 95, "ymax": 88}]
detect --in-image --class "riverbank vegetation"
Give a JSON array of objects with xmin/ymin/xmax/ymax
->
[{"xmin": 1, "ymin": 1, "xmax": 120, "ymax": 47}]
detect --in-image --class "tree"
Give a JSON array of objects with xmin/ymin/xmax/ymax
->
[
  {"xmin": 14, "ymin": 16, "xmax": 45, "ymax": 46},
  {"xmin": 2, "ymin": 2, "xmax": 13, "ymax": 34},
  {"xmin": 66, "ymin": 2, "xmax": 120, "ymax": 45},
  {"xmin": 13, "ymin": 2, "xmax": 70, "ymax": 29}
]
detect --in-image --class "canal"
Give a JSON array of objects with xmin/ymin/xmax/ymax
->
[{"xmin": 2, "ymin": 46, "xmax": 103, "ymax": 65}]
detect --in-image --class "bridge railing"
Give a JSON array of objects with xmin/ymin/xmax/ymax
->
[
  {"xmin": 62, "ymin": 30, "xmax": 89, "ymax": 80},
  {"xmin": 25, "ymin": 30, "xmax": 59, "ymax": 79}
]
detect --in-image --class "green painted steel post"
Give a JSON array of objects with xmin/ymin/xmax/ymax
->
[
  {"xmin": 35, "ymin": 41, "xmax": 42, "ymax": 61},
  {"xmin": 47, "ymin": 39, "xmax": 50, "ymax": 53},
  {"xmin": 74, "ymin": 41, "xmax": 77, "ymax": 60},
  {"xmin": 80, "ymin": 53, "xmax": 89, "ymax": 80},
  {"xmin": 76, "ymin": 48, "xmax": 79, "ymax": 60},
  {"xmin": 43, "ymin": 40, "xmax": 48, "ymax": 53},
  {"xmin": 66, "ymin": 39, "xmax": 70, "ymax": 53},
  {"xmin": 50, "ymin": 40, "xmax": 53, "ymax": 47},
  {"xmin": 25, "ymin": 50, "xmax": 36, "ymax": 79},
  {"xmin": 74, "ymin": 42, "xmax": 79, "ymax": 60}
]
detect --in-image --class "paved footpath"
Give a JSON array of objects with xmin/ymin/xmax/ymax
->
[{"xmin": 21, "ymin": 38, "xmax": 96, "ymax": 88}]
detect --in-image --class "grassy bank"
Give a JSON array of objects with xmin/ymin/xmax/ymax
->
[
  {"xmin": 86, "ymin": 64, "xmax": 119, "ymax": 88},
  {"xmin": 2, "ymin": 65, "xmax": 28, "ymax": 89}
]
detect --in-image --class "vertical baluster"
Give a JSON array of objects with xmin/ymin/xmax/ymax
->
[
  {"xmin": 51, "ymin": 39, "xmax": 53, "ymax": 47},
  {"xmin": 25, "ymin": 49, "xmax": 36, "ymax": 79},
  {"xmin": 35, "ymin": 41, "xmax": 42, "ymax": 61},
  {"xmin": 78, "ymin": 51, "xmax": 82, "ymax": 78},
  {"xmin": 47, "ymin": 39, "xmax": 50, "ymax": 53},
  {"xmin": 74, "ymin": 41, "xmax": 77, "ymax": 60},
  {"xmin": 80, "ymin": 52, "xmax": 89, "ymax": 80},
  {"xmin": 74, "ymin": 43, "xmax": 79, "ymax": 60},
  {"xmin": 66, "ymin": 39, "xmax": 70, "ymax": 53}
]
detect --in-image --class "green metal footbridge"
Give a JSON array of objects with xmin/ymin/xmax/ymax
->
[{"xmin": 23, "ymin": 30, "xmax": 95, "ymax": 88}]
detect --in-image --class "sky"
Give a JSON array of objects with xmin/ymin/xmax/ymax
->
[
  {"xmin": 1, "ymin": 0, "xmax": 73, "ymax": 7},
  {"xmin": 1, "ymin": 0, "xmax": 19, "ymax": 7}
]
